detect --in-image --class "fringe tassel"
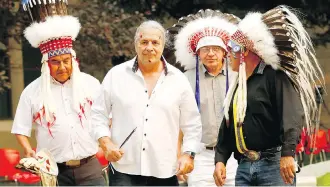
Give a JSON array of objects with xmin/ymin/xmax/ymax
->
[
  {"xmin": 29, "ymin": 0, "xmax": 33, "ymax": 8},
  {"xmin": 223, "ymin": 75, "xmax": 238, "ymax": 120},
  {"xmin": 195, "ymin": 55, "xmax": 200, "ymax": 111},
  {"xmin": 225, "ymin": 58, "xmax": 229, "ymax": 94},
  {"xmin": 236, "ymin": 52, "xmax": 247, "ymax": 124},
  {"xmin": 41, "ymin": 55, "xmax": 56, "ymax": 123}
]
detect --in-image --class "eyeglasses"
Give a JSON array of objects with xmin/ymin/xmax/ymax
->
[{"xmin": 199, "ymin": 46, "xmax": 223, "ymax": 53}]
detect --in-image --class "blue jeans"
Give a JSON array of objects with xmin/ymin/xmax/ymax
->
[{"xmin": 235, "ymin": 151, "xmax": 296, "ymax": 186}]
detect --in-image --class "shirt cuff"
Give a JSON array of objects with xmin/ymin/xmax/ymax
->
[
  {"xmin": 215, "ymin": 151, "xmax": 228, "ymax": 165},
  {"xmin": 281, "ymin": 144, "xmax": 296, "ymax": 157},
  {"xmin": 182, "ymin": 141, "xmax": 203, "ymax": 154},
  {"xmin": 94, "ymin": 128, "xmax": 111, "ymax": 141},
  {"xmin": 11, "ymin": 127, "xmax": 32, "ymax": 137}
]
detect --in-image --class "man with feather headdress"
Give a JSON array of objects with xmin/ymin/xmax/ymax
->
[
  {"xmin": 11, "ymin": 0, "xmax": 105, "ymax": 185},
  {"xmin": 213, "ymin": 5, "xmax": 324, "ymax": 186},
  {"xmin": 170, "ymin": 9, "xmax": 240, "ymax": 186}
]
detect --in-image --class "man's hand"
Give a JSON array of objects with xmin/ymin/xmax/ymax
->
[
  {"xmin": 109, "ymin": 118, "xmax": 112, "ymax": 129},
  {"xmin": 24, "ymin": 148, "xmax": 36, "ymax": 158},
  {"xmin": 280, "ymin": 156, "xmax": 295, "ymax": 184},
  {"xmin": 177, "ymin": 174, "xmax": 188, "ymax": 182},
  {"xmin": 213, "ymin": 162, "xmax": 226, "ymax": 186},
  {"xmin": 15, "ymin": 134, "xmax": 35, "ymax": 158},
  {"xmin": 176, "ymin": 131, "xmax": 186, "ymax": 181},
  {"xmin": 176, "ymin": 154, "xmax": 194, "ymax": 176},
  {"xmin": 104, "ymin": 142, "xmax": 124, "ymax": 162},
  {"xmin": 99, "ymin": 137, "xmax": 124, "ymax": 162}
]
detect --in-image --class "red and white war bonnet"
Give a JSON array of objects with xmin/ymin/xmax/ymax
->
[{"xmin": 169, "ymin": 9, "xmax": 240, "ymax": 109}]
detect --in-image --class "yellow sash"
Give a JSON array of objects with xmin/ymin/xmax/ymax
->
[{"xmin": 233, "ymin": 90, "xmax": 249, "ymax": 154}]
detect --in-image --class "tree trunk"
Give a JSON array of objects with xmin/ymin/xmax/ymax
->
[{"xmin": 7, "ymin": 2, "xmax": 24, "ymax": 117}]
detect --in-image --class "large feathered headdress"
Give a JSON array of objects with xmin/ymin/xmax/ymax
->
[
  {"xmin": 168, "ymin": 9, "xmax": 240, "ymax": 71},
  {"xmin": 167, "ymin": 9, "xmax": 240, "ymax": 109},
  {"xmin": 21, "ymin": 0, "xmax": 91, "ymax": 137},
  {"xmin": 224, "ymin": 5, "xmax": 324, "ymax": 132}
]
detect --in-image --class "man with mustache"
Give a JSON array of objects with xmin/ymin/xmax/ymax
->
[
  {"xmin": 173, "ymin": 12, "xmax": 239, "ymax": 186},
  {"xmin": 91, "ymin": 20, "xmax": 202, "ymax": 186},
  {"xmin": 11, "ymin": 0, "xmax": 104, "ymax": 185}
]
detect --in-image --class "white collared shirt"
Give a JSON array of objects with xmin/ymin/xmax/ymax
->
[
  {"xmin": 11, "ymin": 73, "xmax": 101, "ymax": 163},
  {"xmin": 91, "ymin": 57, "xmax": 202, "ymax": 178},
  {"xmin": 185, "ymin": 64, "xmax": 237, "ymax": 147}
]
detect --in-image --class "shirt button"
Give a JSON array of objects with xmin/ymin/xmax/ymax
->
[
  {"xmin": 143, "ymin": 148, "xmax": 145, "ymax": 151},
  {"xmin": 144, "ymin": 133, "xmax": 146, "ymax": 136},
  {"xmin": 145, "ymin": 119, "xmax": 148, "ymax": 122},
  {"xmin": 145, "ymin": 90, "xmax": 147, "ymax": 93},
  {"xmin": 147, "ymin": 104, "xmax": 149, "ymax": 107}
]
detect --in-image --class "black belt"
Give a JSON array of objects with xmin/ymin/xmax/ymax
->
[
  {"xmin": 57, "ymin": 155, "xmax": 95, "ymax": 168},
  {"xmin": 239, "ymin": 146, "xmax": 281, "ymax": 161},
  {"xmin": 206, "ymin": 146, "xmax": 215, "ymax": 151}
]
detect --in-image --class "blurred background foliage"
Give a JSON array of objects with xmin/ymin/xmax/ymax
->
[{"xmin": 0, "ymin": 0, "xmax": 329, "ymax": 83}]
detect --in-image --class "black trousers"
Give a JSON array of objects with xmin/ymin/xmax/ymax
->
[
  {"xmin": 57, "ymin": 157, "xmax": 105, "ymax": 186},
  {"xmin": 109, "ymin": 168, "xmax": 179, "ymax": 186}
]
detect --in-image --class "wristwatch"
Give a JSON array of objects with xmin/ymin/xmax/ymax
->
[{"xmin": 184, "ymin": 151, "xmax": 196, "ymax": 159}]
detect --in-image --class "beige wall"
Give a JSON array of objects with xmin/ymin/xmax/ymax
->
[{"xmin": 0, "ymin": 120, "xmax": 37, "ymax": 156}]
